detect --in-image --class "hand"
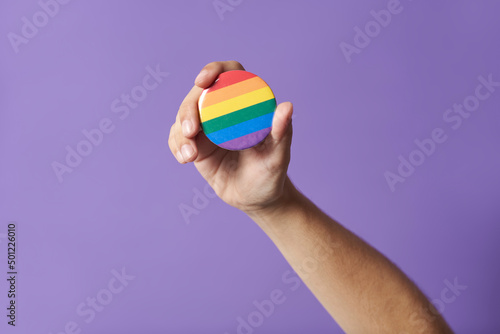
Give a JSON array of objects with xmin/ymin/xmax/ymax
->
[{"xmin": 168, "ymin": 61, "xmax": 294, "ymax": 214}]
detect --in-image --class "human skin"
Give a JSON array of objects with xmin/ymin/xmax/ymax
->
[{"xmin": 168, "ymin": 61, "xmax": 453, "ymax": 333}]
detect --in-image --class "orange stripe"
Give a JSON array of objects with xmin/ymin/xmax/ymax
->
[
  {"xmin": 202, "ymin": 77, "xmax": 268, "ymax": 108},
  {"xmin": 209, "ymin": 71, "xmax": 256, "ymax": 92}
]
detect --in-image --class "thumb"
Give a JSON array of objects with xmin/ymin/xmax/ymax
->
[{"xmin": 270, "ymin": 102, "xmax": 293, "ymax": 142}]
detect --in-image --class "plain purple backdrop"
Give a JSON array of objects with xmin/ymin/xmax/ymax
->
[{"xmin": 1, "ymin": 0, "xmax": 499, "ymax": 333}]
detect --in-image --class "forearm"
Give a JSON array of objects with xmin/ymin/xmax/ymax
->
[{"xmin": 247, "ymin": 177, "xmax": 452, "ymax": 333}]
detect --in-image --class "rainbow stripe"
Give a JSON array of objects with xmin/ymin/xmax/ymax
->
[{"xmin": 199, "ymin": 71, "xmax": 276, "ymax": 150}]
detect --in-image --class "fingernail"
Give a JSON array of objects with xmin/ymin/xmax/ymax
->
[
  {"xmin": 176, "ymin": 151, "xmax": 184, "ymax": 163},
  {"xmin": 182, "ymin": 120, "xmax": 193, "ymax": 136},
  {"xmin": 195, "ymin": 69, "xmax": 208, "ymax": 84},
  {"xmin": 181, "ymin": 144, "xmax": 194, "ymax": 160}
]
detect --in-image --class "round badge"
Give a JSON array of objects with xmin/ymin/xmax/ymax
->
[{"xmin": 198, "ymin": 70, "xmax": 276, "ymax": 150}]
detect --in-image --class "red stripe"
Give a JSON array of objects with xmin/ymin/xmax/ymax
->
[{"xmin": 208, "ymin": 71, "xmax": 257, "ymax": 92}]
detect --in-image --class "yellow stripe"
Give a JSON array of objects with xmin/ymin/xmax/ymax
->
[{"xmin": 201, "ymin": 86, "xmax": 274, "ymax": 122}]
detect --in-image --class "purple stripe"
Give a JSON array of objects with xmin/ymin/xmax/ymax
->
[{"xmin": 219, "ymin": 127, "xmax": 271, "ymax": 150}]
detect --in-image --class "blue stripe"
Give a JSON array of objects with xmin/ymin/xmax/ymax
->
[{"xmin": 207, "ymin": 112, "xmax": 274, "ymax": 145}]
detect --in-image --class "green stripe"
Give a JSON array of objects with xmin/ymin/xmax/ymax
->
[{"xmin": 202, "ymin": 98, "xmax": 276, "ymax": 134}]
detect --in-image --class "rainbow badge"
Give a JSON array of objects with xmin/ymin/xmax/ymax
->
[{"xmin": 198, "ymin": 70, "xmax": 276, "ymax": 150}]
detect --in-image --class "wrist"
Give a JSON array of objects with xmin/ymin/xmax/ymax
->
[{"xmin": 245, "ymin": 176, "xmax": 304, "ymax": 230}]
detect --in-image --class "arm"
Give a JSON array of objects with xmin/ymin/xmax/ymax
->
[
  {"xmin": 169, "ymin": 61, "xmax": 452, "ymax": 333},
  {"xmin": 247, "ymin": 177, "xmax": 453, "ymax": 333}
]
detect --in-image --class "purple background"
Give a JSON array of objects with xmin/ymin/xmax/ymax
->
[{"xmin": 1, "ymin": 0, "xmax": 499, "ymax": 333}]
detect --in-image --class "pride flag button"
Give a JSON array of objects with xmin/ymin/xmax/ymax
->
[{"xmin": 198, "ymin": 70, "xmax": 276, "ymax": 151}]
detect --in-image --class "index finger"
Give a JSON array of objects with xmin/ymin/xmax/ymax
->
[
  {"xmin": 194, "ymin": 60, "xmax": 246, "ymax": 88},
  {"xmin": 178, "ymin": 61, "xmax": 246, "ymax": 139}
]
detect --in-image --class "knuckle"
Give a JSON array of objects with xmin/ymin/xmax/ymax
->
[
  {"xmin": 174, "ymin": 128, "xmax": 186, "ymax": 146},
  {"xmin": 168, "ymin": 137, "xmax": 175, "ymax": 153},
  {"xmin": 176, "ymin": 109, "xmax": 182, "ymax": 122},
  {"xmin": 168, "ymin": 132, "xmax": 175, "ymax": 148},
  {"xmin": 169, "ymin": 126, "xmax": 179, "ymax": 144},
  {"xmin": 179, "ymin": 102, "xmax": 193, "ymax": 117},
  {"xmin": 226, "ymin": 60, "xmax": 243, "ymax": 69},
  {"xmin": 205, "ymin": 61, "xmax": 220, "ymax": 71}
]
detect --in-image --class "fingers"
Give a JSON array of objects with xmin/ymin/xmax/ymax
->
[
  {"xmin": 270, "ymin": 102, "xmax": 293, "ymax": 142},
  {"xmin": 170, "ymin": 61, "xmax": 247, "ymax": 164},
  {"xmin": 178, "ymin": 85, "xmax": 204, "ymax": 139},
  {"xmin": 179, "ymin": 61, "xmax": 246, "ymax": 139},
  {"xmin": 170, "ymin": 85, "xmax": 202, "ymax": 164},
  {"xmin": 194, "ymin": 60, "xmax": 246, "ymax": 88},
  {"xmin": 169, "ymin": 121, "xmax": 198, "ymax": 164},
  {"xmin": 168, "ymin": 124, "xmax": 181, "ymax": 162}
]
